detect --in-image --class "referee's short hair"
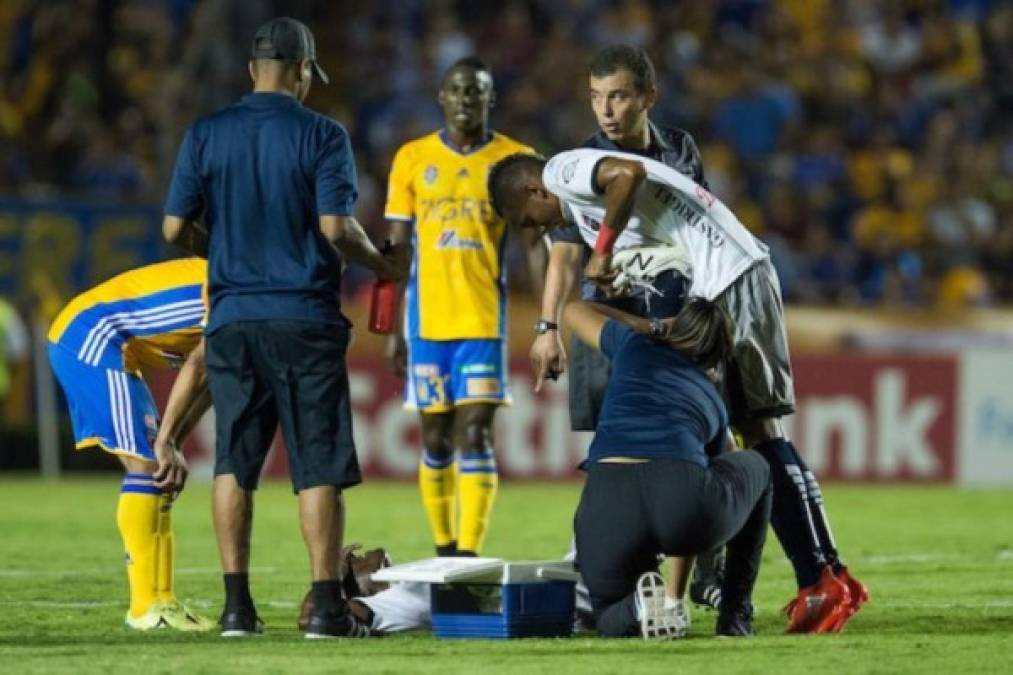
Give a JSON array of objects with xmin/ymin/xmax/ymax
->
[
  {"xmin": 589, "ymin": 45, "xmax": 657, "ymax": 93},
  {"xmin": 488, "ymin": 153, "xmax": 546, "ymax": 219}
]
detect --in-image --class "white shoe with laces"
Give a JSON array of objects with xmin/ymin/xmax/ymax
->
[
  {"xmin": 664, "ymin": 596, "xmax": 691, "ymax": 636},
  {"xmin": 636, "ymin": 572, "xmax": 686, "ymax": 640}
]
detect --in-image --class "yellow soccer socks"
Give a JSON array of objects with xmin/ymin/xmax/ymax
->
[
  {"xmin": 419, "ymin": 451, "xmax": 458, "ymax": 554},
  {"xmin": 117, "ymin": 473, "xmax": 161, "ymax": 618},
  {"xmin": 155, "ymin": 493, "xmax": 175, "ymax": 604},
  {"xmin": 457, "ymin": 452, "xmax": 498, "ymax": 555}
]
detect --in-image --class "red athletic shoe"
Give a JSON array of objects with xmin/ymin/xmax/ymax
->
[
  {"xmin": 784, "ymin": 565, "xmax": 852, "ymax": 634},
  {"xmin": 828, "ymin": 566, "xmax": 869, "ymax": 632}
]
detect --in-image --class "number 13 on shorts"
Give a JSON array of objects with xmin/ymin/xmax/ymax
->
[{"xmin": 415, "ymin": 371, "xmax": 451, "ymax": 409}]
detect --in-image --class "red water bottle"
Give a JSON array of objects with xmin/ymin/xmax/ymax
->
[
  {"xmin": 369, "ymin": 240, "xmax": 401, "ymax": 334},
  {"xmin": 368, "ymin": 278, "xmax": 399, "ymax": 334}
]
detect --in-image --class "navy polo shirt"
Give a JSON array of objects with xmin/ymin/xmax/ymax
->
[
  {"xmin": 586, "ymin": 320, "xmax": 727, "ymax": 467},
  {"xmin": 165, "ymin": 92, "xmax": 357, "ymax": 333}
]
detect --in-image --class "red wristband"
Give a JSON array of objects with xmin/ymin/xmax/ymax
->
[{"xmin": 594, "ymin": 225, "xmax": 620, "ymax": 254}]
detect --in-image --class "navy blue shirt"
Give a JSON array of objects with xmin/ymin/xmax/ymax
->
[
  {"xmin": 587, "ymin": 321, "xmax": 727, "ymax": 467},
  {"xmin": 165, "ymin": 92, "xmax": 358, "ymax": 333}
]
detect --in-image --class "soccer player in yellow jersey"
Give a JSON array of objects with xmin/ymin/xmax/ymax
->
[
  {"xmin": 47, "ymin": 258, "xmax": 213, "ymax": 631},
  {"xmin": 385, "ymin": 57, "xmax": 538, "ymax": 556}
]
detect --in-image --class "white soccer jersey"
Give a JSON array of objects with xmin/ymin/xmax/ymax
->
[{"xmin": 543, "ymin": 148, "xmax": 769, "ymax": 300}]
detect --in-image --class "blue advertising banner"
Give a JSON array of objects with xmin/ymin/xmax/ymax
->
[{"xmin": 0, "ymin": 198, "xmax": 165, "ymax": 300}]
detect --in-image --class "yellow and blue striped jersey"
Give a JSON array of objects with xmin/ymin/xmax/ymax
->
[
  {"xmin": 385, "ymin": 130, "xmax": 534, "ymax": 340},
  {"xmin": 48, "ymin": 258, "xmax": 207, "ymax": 372}
]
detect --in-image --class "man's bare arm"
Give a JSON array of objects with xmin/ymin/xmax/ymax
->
[
  {"xmin": 320, "ymin": 215, "xmax": 408, "ymax": 281},
  {"xmin": 384, "ymin": 219, "xmax": 413, "ymax": 378},
  {"xmin": 151, "ymin": 338, "xmax": 208, "ymax": 493},
  {"xmin": 529, "ymin": 241, "xmax": 583, "ymax": 392},
  {"xmin": 541, "ymin": 242, "xmax": 583, "ymax": 322},
  {"xmin": 162, "ymin": 216, "xmax": 209, "ymax": 258},
  {"xmin": 155, "ymin": 338, "xmax": 209, "ymax": 451},
  {"xmin": 584, "ymin": 157, "xmax": 647, "ymax": 284},
  {"xmin": 593, "ymin": 157, "xmax": 647, "ymax": 248}
]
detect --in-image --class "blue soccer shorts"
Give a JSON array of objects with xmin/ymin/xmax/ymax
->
[
  {"xmin": 405, "ymin": 338, "xmax": 511, "ymax": 414},
  {"xmin": 48, "ymin": 343, "xmax": 159, "ymax": 461}
]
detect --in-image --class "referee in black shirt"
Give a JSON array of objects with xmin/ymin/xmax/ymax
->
[
  {"xmin": 528, "ymin": 45, "xmax": 724, "ymax": 612},
  {"xmin": 163, "ymin": 17, "xmax": 407, "ymax": 638}
]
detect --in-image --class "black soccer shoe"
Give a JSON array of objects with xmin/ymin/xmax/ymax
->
[
  {"xmin": 219, "ymin": 608, "xmax": 264, "ymax": 637},
  {"xmin": 436, "ymin": 542, "xmax": 458, "ymax": 557},
  {"xmin": 715, "ymin": 600, "xmax": 754, "ymax": 637},
  {"xmin": 689, "ymin": 547, "xmax": 725, "ymax": 610},
  {"xmin": 305, "ymin": 609, "xmax": 374, "ymax": 639}
]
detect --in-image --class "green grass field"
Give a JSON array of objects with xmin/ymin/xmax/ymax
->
[{"xmin": 1, "ymin": 477, "xmax": 1011, "ymax": 674}]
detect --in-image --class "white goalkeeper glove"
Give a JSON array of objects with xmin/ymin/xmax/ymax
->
[{"xmin": 610, "ymin": 245, "xmax": 692, "ymax": 306}]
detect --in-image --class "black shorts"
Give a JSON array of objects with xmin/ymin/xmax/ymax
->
[{"xmin": 206, "ymin": 320, "xmax": 361, "ymax": 493}]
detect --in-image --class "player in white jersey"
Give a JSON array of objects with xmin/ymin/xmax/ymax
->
[
  {"xmin": 489, "ymin": 150, "xmax": 869, "ymax": 634},
  {"xmin": 541, "ymin": 148, "xmax": 769, "ymax": 302}
]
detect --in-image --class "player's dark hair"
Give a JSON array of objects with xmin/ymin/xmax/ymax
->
[
  {"xmin": 664, "ymin": 299, "xmax": 735, "ymax": 371},
  {"xmin": 589, "ymin": 45, "xmax": 657, "ymax": 93},
  {"xmin": 487, "ymin": 153, "xmax": 546, "ymax": 218},
  {"xmin": 443, "ymin": 56, "xmax": 493, "ymax": 86},
  {"xmin": 450, "ymin": 56, "xmax": 491, "ymax": 74}
]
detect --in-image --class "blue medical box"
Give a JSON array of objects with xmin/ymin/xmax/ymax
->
[
  {"xmin": 430, "ymin": 579, "xmax": 576, "ymax": 639},
  {"xmin": 371, "ymin": 558, "xmax": 579, "ymax": 640}
]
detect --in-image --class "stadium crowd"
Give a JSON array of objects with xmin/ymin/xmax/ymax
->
[{"xmin": 1, "ymin": 0, "xmax": 1011, "ymax": 306}]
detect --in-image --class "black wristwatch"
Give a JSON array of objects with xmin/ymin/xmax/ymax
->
[
  {"xmin": 534, "ymin": 320, "xmax": 559, "ymax": 335},
  {"xmin": 648, "ymin": 318, "xmax": 666, "ymax": 338}
]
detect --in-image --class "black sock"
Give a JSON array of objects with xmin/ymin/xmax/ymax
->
[
  {"xmin": 223, "ymin": 573, "xmax": 253, "ymax": 612},
  {"xmin": 455, "ymin": 549, "xmax": 478, "ymax": 558},
  {"xmin": 793, "ymin": 447, "xmax": 843, "ymax": 573},
  {"xmin": 436, "ymin": 542, "xmax": 458, "ymax": 557},
  {"xmin": 312, "ymin": 579, "xmax": 346, "ymax": 615},
  {"xmin": 754, "ymin": 438, "xmax": 826, "ymax": 588}
]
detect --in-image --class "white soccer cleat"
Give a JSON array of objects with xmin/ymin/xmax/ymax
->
[
  {"xmin": 636, "ymin": 572, "xmax": 685, "ymax": 640},
  {"xmin": 610, "ymin": 245, "xmax": 692, "ymax": 296},
  {"xmin": 664, "ymin": 596, "xmax": 691, "ymax": 636},
  {"xmin": 124, "ymin": 602, "xmax": 171, "ymax": 631}
]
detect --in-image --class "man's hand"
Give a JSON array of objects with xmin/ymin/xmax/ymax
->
[
  {"xmin": 386, "ymin": 333, "xmax": 408, "ymax": 379},
  {"xmin": 530, "ymin": 331, "xmax": 566, "ymax": 393},
  {"xmin": 584, "ymin": 252, "xmax": 616, "ymax": 290},
  {"xmin": 381, "ymin": 242, "xmax": 411, "ymax": 282},
  {"xmin": 152, "ymin": 439, "xmax": 189, "ymax": 497}
]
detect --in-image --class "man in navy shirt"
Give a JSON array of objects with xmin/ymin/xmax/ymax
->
[{"xmin": 163, "ymin": 17, "xmax": 407, "ymax": 639}]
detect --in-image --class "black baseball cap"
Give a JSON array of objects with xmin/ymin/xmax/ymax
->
[{"xmin": 251, "ymin": 17, "xmax": 329, "ymax": 84}]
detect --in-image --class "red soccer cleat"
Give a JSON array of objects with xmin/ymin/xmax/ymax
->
[
  {"xmin": 828, "ymin": 566, "xmax": 870, "ymax": 632},
  {"xmin": 784, "ymin": 565, "xmax": 852, "ymax": 634}
]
